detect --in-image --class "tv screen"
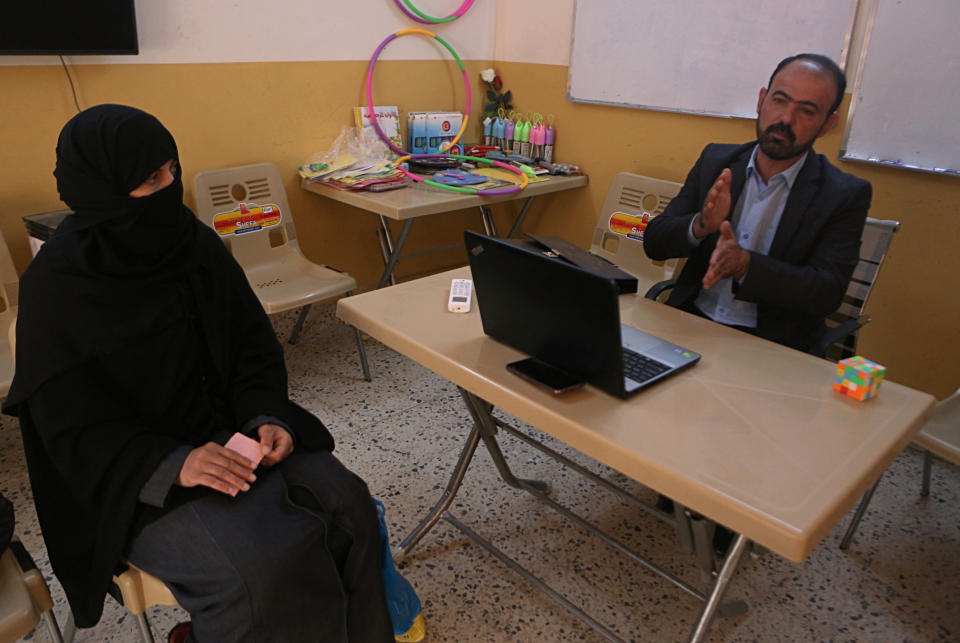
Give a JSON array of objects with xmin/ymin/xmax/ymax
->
[{"xmin": 0, "ymin": 2, "xmax": 139, "ymax": 55}]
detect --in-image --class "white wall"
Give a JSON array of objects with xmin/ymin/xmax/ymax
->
[
  {"xmin": 494, "ymin": 0, "xmax": 574, "ymax": 66},
  {"xmin": 1, "ymin": 0, "xmax": 497, "ymax": 66}
]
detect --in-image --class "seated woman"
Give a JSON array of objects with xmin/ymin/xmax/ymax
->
[{"xmin": 3, "ymin": 104, "xmax": 393, "ymax": 642}]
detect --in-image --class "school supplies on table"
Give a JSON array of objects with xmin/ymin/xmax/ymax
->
[{"xmin": 354, "ymin": 106, "xmax": 402, "ymax": 158}]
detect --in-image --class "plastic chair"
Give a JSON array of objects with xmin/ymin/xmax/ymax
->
[
  {"xmin": 589, "ymin": 172, "xmax": 684, "ymax": 294},
  {"xmin": 839, "ymin": 388, "xmax": 960, "ymax": 549},
  {"xmin": 0, "ymin": 227, "xmax": 19, "ymax": 395},
  {"xmin": 645, "ymin": 217, "xmax": 900, "ymax": 360},
  {"xmin": 194, "ymin": 163, "xmax": 370, "ymax": 381},
  {"xmin": 0, "ymin": 539, "xmax": 63, "ymax": 643},
  {"xmin": 108, "ymin": 562, "xmax": 179, "ymax": 643},
  {"xmin": 59, "ymin": 561, "xmax": 180, "ymax": 643}
]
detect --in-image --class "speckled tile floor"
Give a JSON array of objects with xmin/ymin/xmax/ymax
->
[{"xmin": 3, "ymin": 302, "xmax": 958, "ymax": 642}]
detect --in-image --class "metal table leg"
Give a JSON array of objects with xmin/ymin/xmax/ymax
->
[
  {"xmin": 397, "ymin": 423, "xmax": 482, "ymax": 557},
  {"xmin": 687, "ymin": 533, "xmax": 749, "ymax": 643},
  {"xmin": 401, "ymin": 388, "xmax": 750, "ymax": 641},
  {"xmin": 478, "ymin": 205, "xmax": 497, "ymax": 236},
  {"xmin": 376, "ymin": 216, "xmax": 414, "ymax": 289},
  {"xmin": 506, "ymin": 196, "xmax": 536, "ymax": 238},
  {"xmin": 839, "ymin": 473, "xmax": 883, "ymax": 550}
]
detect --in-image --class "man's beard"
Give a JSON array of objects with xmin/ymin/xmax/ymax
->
[{"xmin": 756, "ymin": 121, "xmax": 817, "ymax": 161}]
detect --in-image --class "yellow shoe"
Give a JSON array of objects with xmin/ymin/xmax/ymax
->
[{"xmin": 395, "ymin": 613, "xmax": 426, "ymax": 642}]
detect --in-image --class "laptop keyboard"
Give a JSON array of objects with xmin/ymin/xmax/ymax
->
[{"xmin": 622, "ymin": 349, "xmax": 671, "ymax": 383}]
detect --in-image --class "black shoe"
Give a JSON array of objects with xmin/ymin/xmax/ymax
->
[
  {"xmin": 655, "ymin": 494, "xmax": 674, "ymax": 513},
  {"xmin": 713, "ymin": 525, "xmax": 734, "ymax": 558}
]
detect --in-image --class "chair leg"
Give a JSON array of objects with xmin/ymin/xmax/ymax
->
[
  {"xmin": 921, "ymin": 449, "xmax": 933, "ymax": 496},
  {"xmin": 63, "ymin": 610, "xmax": 76, "ymax": 643},
  {"xmin": 134, "ymin": 612, "xmax": 157, "ymax": 643},
  {"xmin": 42, "ymin": 610, "xmax": 64, "ymax": 643},
  {"xmin": 839, "ymin": 474, "xmax": 883, "ymax": 550},
  {"xmin": 353, "ymin": 326, "xmax": 372, "ymax": 382},
  {"xmin": 288, "ymin": 304, "xmax": 311, "ymax": 344}
]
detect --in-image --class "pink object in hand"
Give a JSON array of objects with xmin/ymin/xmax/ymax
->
[{"xmin": 225, "ymin": 432, "xmax": 264, "ymax": 466}]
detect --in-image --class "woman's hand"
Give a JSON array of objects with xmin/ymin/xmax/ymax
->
[
  {"xmin": 258, "ymin": 424, "xmax": 294, "ymax": 467},
  {"xmin": 177, "ymin": 442, "xmax": 257, "ymax": 496}
]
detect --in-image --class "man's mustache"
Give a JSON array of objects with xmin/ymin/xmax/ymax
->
[{"xmin": 763, "ymin": 122, "xmax": 795, "ymax": 142}]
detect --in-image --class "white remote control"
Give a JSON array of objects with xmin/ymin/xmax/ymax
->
[{"xmin": 448, "ymin": 278, "xmax": 473, "ymax": 313}]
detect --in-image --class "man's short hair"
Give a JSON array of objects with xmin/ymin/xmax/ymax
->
[{"xmin": 769, "ymin": 53, "xmax": 846, "ymax": 115}]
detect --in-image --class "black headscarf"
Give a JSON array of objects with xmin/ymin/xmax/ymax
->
[
  {"xmin": 3, "ymin": 105, "xmax": 333, "ymax": 626},
  {"xmin": 6, "ymin": 104, "xmax": 200, "ymax": 406}
]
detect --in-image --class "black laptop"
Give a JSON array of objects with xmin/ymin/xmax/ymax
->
[{"xmin": 465, "ymin": 230, "xmax": 700, "ymax": 398}]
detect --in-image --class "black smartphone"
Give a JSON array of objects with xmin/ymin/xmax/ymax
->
[{"xmin": 506, "ymin": 357, "xmax": 585, "ymax": 394}]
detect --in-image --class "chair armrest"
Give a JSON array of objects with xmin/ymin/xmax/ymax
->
[
  {"xmin": 644, "ymin": 279, "xmax": 677, "ymax": 301},
  {"xmin": 807, "ymin": 316, "xmax": 869, "ymax": 358}
]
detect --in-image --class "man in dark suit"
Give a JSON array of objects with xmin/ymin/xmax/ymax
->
[{"xmin": 644, "ymin": 53, "xmax": 871, "ymax": 352}]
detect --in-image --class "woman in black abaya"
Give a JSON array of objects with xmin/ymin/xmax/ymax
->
[{"xmin": 3, "ymin": 104, "xmax": 393, "ymax": 642}]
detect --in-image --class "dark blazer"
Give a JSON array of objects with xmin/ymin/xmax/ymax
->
[{"xmin": 643, "ymin": 141, "xmax": 871, "ymax": 351}]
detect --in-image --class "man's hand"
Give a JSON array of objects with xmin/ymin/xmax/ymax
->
[
  {"xmin": 694, "ymin": 168, "xmax": 732, "ymax": 239},
  {"xmin": 703, "ymin": 221, "xmax": 750, "ymax": 289},
  {"xmin": 258, "ymin": 423, "xmax": 294, "ymax": 467},
  {"xmin": 177, "ymin": 442, "xmax": 257, "ymax": 496}
]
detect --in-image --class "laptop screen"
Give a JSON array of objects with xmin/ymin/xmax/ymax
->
[{"xmin": 465, "ymin": 230, "xmax": 626, "ymax": 395}]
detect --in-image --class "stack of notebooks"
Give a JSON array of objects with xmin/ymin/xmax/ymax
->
[{"xmin": 298, "ymin": 154, "xmax": 407, "ymax": 192}]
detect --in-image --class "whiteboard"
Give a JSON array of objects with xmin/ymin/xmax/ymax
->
[
  {"xmin": 567, "ymin": 0, "xmax": 856, "ymax": 118},
  {"xmin": 840, "ymin": 0, "xmax": 960, "ymax": 176}
]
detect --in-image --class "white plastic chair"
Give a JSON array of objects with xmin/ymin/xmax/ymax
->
[
  {"xmin": 839, "ymin": 388, "xmax": 960, "ymax": 549},
  {"xmin": 589, "ymin": 172, "xmax": 683, "ymax": 295},
  {"xmin": 0, "ymin": 227, "xmax": 18, "ymax": 396},
  {"xmin": 0, "ymin": 539, "xmax": 63, "ymax": 643},
  {"xmin": 194, "ymin": 163, "xmax": 370, "ymax": 381}
]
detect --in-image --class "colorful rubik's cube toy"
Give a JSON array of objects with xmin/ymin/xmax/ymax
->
[{"xmin": 834, "ymin": 356, "xmax": 886, "ymax": 401}]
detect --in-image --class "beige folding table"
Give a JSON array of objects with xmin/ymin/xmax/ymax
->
[
  {"xmin": 301, "ymin": 175, "xmax": 587, "ymax": 288},
  {"xmin": 337, "ymin": 267, "xmax": 934, "ymax": 642}
]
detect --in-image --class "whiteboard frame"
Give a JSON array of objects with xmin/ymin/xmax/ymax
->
[
  {"xmin": 566, "ymin": 0, "xmax": 857, "ymax": 120},
  {"xmin": 839, "ymin": 1, "xmax": 960, "ymax": 178}
]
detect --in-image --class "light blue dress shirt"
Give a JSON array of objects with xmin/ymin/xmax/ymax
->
[{"xmin": 688, "ymin": 146, "xmax": 808, "ymax": 328}]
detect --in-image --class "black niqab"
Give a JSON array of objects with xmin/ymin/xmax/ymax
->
[
  {"xmin": 3, "ymin": 105, "xmax": 335, "ymax": 626},
  {"xmin": 6, "ymin": 104, "xmax": 200, "ymax": 406}
]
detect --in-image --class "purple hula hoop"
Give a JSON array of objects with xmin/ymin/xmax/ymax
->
[{"xmin": 393, "ymin": 0, "xmax": 474, "ymax": 24}]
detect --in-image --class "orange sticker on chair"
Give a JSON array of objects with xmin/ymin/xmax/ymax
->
[
  {"xmin": 213, "ymin": 202, "xmax": 282, "ymax": 236},
  {"xmin": 608, "ymin": 211, "xmax": 654, "ymax": 242}
]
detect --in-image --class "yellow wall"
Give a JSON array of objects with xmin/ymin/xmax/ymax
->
[{"xmin": 1, "ymin": 60, "xmax": 957, "ymax": 398}]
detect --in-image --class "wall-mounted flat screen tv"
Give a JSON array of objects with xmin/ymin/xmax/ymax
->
[{"xmin": 0, "ymin": 2, "xmax": 138, "ymax": 55}]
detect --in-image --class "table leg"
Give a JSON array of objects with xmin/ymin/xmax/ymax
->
[
  {"xmin": 687, "ymin": 533, "xmax": 749, "ymax": 643},
  {"xmin": 375, "ymin": 226, "xmax": 396, "ymax": 287},
  {"xmin": 478, "ymin": 205, "xmax": 497, "ymax": 236},
  {"xmin": 459, "ymin": 388, "xmax": 549, "ymax": 493},
  {"xmin": 506, "ymin": 196, "xmax": 536, "ymax": 238},
  {"xmin": 376, "ymin": 216, "xmax": 413, "ymax": 289},
  {"xmin": 396, "ymin": 422, "xmax": 482, "ymax": 557},
  {"xmin": 839, "ymin": 473, "xmax": 883, "ymax": 550}
]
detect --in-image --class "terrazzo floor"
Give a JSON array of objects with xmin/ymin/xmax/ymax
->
[{"xmin": 2, "ymin": 302, "xmax": 958, "ymax": 642}]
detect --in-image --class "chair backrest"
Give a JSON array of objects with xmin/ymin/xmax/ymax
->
[
  {"xmin": 0, "ymin": 228, "xmax": 19, "ymax": 395},
  {"xmin": 590, "ymin": 172, "xmax": 683, "ymax": 292},
  {"xmin": 822, "ymin": 217, "xmax": 900, "ymax": 361},
  {"xmin": 193, "ymin": 162, "xmax": 302, "ymax": 268}
]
